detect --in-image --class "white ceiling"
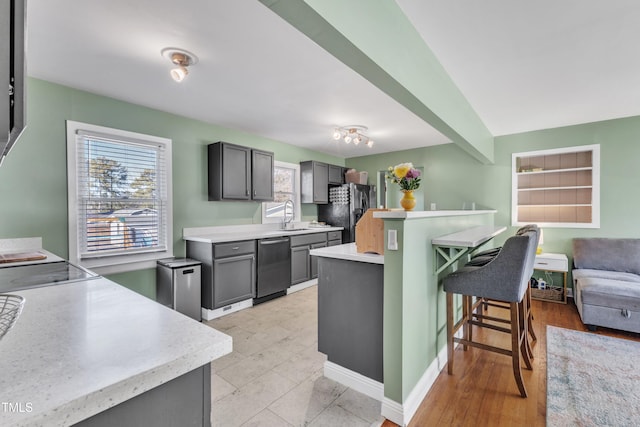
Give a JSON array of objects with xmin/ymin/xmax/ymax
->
[{"xmin": 26, "ymin": 1, "xmax": 640, "ymax": 159}]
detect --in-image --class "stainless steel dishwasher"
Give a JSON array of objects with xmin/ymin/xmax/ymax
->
[{"xmin": 255, "ymin": 236, "xmax": 291, "ymax": 304}]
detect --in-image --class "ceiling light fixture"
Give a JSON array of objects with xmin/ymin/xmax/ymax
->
[
  {"xmin": 161, "ymin": 48, "xmax": 199, "ymax": 83},
  {"xmin": 331, "ymin": 125, "xmax": 374, "ymax": 148}
]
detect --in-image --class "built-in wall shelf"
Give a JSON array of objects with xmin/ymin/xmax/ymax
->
[{"xmin": 512, "ymin": 145, "xmax": 600, "ymax": 228}]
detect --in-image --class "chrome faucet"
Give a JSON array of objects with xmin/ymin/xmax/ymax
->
[{"xmin": 283, "ymin": 199, "xmax": 294, "ymax": 229}]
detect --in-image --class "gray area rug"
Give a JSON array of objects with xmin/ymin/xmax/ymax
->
[{"xmin": 547, "ymin": 326, "xmax": 640, "ymax": 426}]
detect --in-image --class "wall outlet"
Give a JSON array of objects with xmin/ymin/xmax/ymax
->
[
  {"xmin": 388, "ymin": 229, "xmax": 398, "ymax": 250},
  {"xmin": 430, "ymin": 203, "xmax": 437, "ymax": 211}
]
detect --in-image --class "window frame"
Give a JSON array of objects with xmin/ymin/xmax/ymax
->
[
  {"xmin": 511, "ymin": 144, "xmax": 600, "ymax": 228},
  {"xmin": 66, "ymin": 120, "xmax": 173, "ymax": 275},
  {"xmin": 261, "ymin": 161, "xmax": 301, "ymax": 224}
]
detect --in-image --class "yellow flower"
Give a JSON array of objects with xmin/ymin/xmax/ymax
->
[{"xmin": 393, "ymin": 162, "xmax": 413, "ymax": 179}]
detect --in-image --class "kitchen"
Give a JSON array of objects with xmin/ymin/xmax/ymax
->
[{"xmin": 3, "ymin": 1, "xmax": 640, "ymax": 427}]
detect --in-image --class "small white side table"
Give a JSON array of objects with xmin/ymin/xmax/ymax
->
[{"xmin": 532, "ymin": 253, "xmax": 569, "ymax": 304}]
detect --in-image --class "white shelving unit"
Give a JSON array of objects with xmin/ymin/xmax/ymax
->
[{"xmin": 512, "ymin": 145, "xmax": 600, "ymax": 228}]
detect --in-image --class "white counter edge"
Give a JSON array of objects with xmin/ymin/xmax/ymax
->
[
  {"xmin": 310, "ymin": 243, "xmax": 384, "ymax": 265},
  {"xmin": 373, "ymin": 210, "xmax": 497, "ymax": 219}
]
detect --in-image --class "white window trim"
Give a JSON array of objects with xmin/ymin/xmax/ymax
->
[
  {"xmin": 262, "ymin": 160, "xmax": 301, "ymax": 224},
  {"xmin": 66, "ymin": 120, "xmax": 173, "ymax": 275},
  {"xmin": 511, "ymin": 144, "xmax": 600, "ymax": 229}
]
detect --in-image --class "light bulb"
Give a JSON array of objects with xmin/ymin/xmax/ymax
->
[
  {"xmin": 366, "ymin": 140, "xmax": 374, "ymax": 148},
  {"xmin": 353, "ymin": 136, "xmax": 362, "ymax": 145},
  {"xmin": 332, "ymin": 129, "xmax": 342, "ymax": 140},
  {"xmin": 344, "ymin": 135, "xmax": 352, "ymax": 144},
  {"xmin": 170, "ymin": 66, "xmax": 188, "ymax": 82}
]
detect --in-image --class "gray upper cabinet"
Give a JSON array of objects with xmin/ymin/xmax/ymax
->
[
  {"xmin": 328, "ymin": 164, "xmax": 345, "ymax": 185},
  {"xmin": 300, "ymin": 161, "xmax": 329, "ymax": 204},
  {"xmin": 208, "ymin": 142, "xmax": 274, "ymax": 201},
  {"xmin": 0, "ymin": 0, "xmax": 26, "ymax": 165},
  {"xmin": 251, "ymin": 149, "xmax": 274, "ymax": 201}
]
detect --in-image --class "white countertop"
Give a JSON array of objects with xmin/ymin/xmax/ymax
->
[
  {"xmin": 310, "ymin": 243, "xmax": 384, "ymax": 265},
  {"xmin": 373, "ymin": 209, "xmax": 497, "ymax": 220},
  {"xmin": 0, "ymin": 278, "xmax": 232, "ymax": 427},
  {"xmin": 183, "ymin": 224, "xmax": 343, "ymax": 244},
  {"xmin": 431, "ymin": 225, "xmax": 507, "ymax": 247}
]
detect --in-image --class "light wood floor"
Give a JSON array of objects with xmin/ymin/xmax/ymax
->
[{"xmin": 382, "ymin": 298, "xmax": 640, "ymax": 427}]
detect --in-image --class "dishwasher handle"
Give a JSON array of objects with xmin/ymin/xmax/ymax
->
[{"xmin": 260, "ymin": 239, "xmax": 290, "ymax": 245}]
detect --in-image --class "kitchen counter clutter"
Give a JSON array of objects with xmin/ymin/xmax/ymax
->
[{"xmin": 0, "ymin": 277, "xmax": 232, "ymax": 427}]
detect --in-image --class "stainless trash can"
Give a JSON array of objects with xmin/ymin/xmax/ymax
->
[{"xmin": 157, "ymin": 258, "xmax": 202, "ymax": 321}]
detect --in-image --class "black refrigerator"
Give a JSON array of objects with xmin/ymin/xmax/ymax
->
[{"xmin": 317, "ymin": 183, "xmax": 377, "ymax": 243}]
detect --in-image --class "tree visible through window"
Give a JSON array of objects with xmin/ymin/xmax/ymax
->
[{"xmin": 67, "ymin": 121, "xmax": 172, "ymax": 272}]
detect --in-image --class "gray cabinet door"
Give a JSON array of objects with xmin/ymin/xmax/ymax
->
[
  {"xmin": 291, "ymin": 245, "xmax": 310, "ymax": 285},
  {"xmin": 221, "ymin": 143, "xmax": 251, "ymax": 200},
  {"xmin": 328, "ymin": 164, "xmax": 344, "ymax": 184},
  {"xmin": 208, "ymin": 142, "xmax": 251, "ymax": 200},
  {"xmin": 300, "ymin": 161, "xmax": 329, "ymax": 204},
  {"xmin": 251, "ymin": 149, "xmax": 274, "ymax": 201},
  {"xmin": 213, "ymin": 253, "xmax": 255, "ymax": 308},
  {"xmin": 310, "ymin": 242, "xmax": 327, "ymax": 279},
  {"xmin": 313, "ymin": 162, "xmax": 329, "ymax": 203}
]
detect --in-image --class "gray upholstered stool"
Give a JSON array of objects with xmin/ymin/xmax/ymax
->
[{"xmin": 443, "ymin": 227, "xmax": 539, "ymax": 397}]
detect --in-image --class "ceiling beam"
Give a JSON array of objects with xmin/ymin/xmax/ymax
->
[{"xmin": 259, "ymin": 0, "xmax": 494, "ymax": 164}]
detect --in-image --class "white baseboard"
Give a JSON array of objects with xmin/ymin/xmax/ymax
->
[
  {"xmin": 323, "ymin": 361, "xmax": 384, "ymax": 402},
  {"xmin": 380, "ymin": 344, "xmax": 448, "ymax": 427},
  {"xmin": 201, "ymin": 298, "xmax": 253, "ymax": 321},
  {"xmin": 287, "ymin": 278, "xmax": 317, "ymax": 294}
]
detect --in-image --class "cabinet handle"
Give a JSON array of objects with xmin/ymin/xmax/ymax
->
[
  {"xmin": 232, "ymin": 247, "xmax": 240, "ymax": 250},
  {"xmin": 537, "ymin": 262, "xmax": 548, "ymax": 265},
  {"xmin": 254, "ymin": 190, "xmax": 257, "ymax": 196},
  {"xmin": 182, "ymin": 269, "xmax": 195, "ymax": 275}
]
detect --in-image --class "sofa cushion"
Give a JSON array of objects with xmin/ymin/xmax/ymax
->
[
  {"xmin": 573, "ymin": 238, "xmax": 640, "ymax": 275},
  {"xmin": 572, "ymin": 268, "xmax": 640, "ymax": 283},
  {"xmin": 577, "ymin": 277, "xmax": 640, "ymax": 311}
]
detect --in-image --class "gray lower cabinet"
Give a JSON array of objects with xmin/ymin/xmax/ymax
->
[
  {"xmin": 310, "ymin": 242, "xmax": 327, "ymax": 279},
  {"xmin": 291, "ymin": 245, "xmax": 310, "ymax": 285},
  {"xmin": 290, "ymin": 233, "xmax": 327, "ymax": 285},
  {"xmin": 327, "ymin": 230, "xmax": 342, "ymax": 247},
  {"xmin": 187, "ymin": 240, "xmax": 256, "ymax": 309},
  {"xmin": 77, "ymin": 364, "xmax": 211, "ymax": 427}
]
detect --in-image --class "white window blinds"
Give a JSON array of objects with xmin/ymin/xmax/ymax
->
[{"xmin": 74, "ymin": 130, "xmax": 169, "ymax": 258}]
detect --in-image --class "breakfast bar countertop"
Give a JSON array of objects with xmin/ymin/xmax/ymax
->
[{"xmin": 0, "ymin": 277, "xmax": 232, "ymax": 427}]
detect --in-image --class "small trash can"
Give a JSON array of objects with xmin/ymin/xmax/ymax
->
[{"xmin": 157, "ymin": 258, "xmax": 202, "ymax": 321}]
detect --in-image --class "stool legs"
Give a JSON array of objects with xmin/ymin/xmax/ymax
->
[
  {"xmin": 510, "ymin": 302, "xmax": 528, "ymax": 397},
  {"xmin": 446, "ymin": 292, "xmax": 530, "ymax": 398}
]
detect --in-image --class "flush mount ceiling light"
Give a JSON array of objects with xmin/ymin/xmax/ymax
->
[
  {"xmin": 331, "ymin": 125, "xmax": 374, "ymax": 148},
  {"xmin": 161, "ymin": 47, "xmax": 199, "ymax": 82}
]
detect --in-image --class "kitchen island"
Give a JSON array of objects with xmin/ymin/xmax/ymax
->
[
  {"xmin": 311, "ymin": 244, "xmax": 384, "ymax": 398},
  {"xmin": 312, "ymin": 211, "xmax": 501, "ymax": 426},
  {"xmin": 0, "ymin": 277, "xmax": 231, "ymax": 427}
]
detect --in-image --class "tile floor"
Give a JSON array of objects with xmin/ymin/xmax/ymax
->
[{"xmin": 205, "ymin": 285, "xmax": 384, "ymax": 427}]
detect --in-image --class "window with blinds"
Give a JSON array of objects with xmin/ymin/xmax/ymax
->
[
  {"xmin": 262, "ymin": 161, "xmax": 300, "ymax": 223},
  {"xmin": 67, "ymin": 121, "xmax": 172, "ymax": 273}
]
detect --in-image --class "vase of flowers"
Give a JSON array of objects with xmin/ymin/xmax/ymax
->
[{"xmin": 386, "ymin": 162, "xmax": 421, "ymax": 211}]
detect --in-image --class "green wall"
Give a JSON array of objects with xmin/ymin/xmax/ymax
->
[
  {"xmin": 0, "ymin": 78, "xmax": 343, "ymax": 298},
  {"xmin": 349, "ymin": 115, "xmax": 640, "ymax": 269}
]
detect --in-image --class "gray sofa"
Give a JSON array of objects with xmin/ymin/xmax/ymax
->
[{"xmin": 572, "ymin": 238, "xmax": 640, "ymax": 333}]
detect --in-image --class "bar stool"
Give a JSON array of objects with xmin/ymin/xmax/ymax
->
[{"xmin": 443, "ymin": 227, "xmax": 539, "ymax": 397}]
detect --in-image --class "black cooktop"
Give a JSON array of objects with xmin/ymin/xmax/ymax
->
[{"xmin": 0, "ymin": 261, "xmax": 99, "ymax": 293}]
